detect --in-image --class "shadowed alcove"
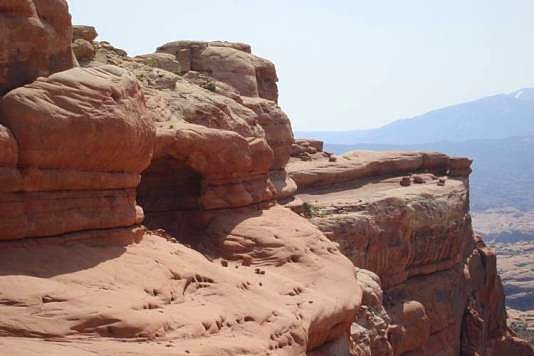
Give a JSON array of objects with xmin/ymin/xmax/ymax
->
[{"xmin": 137, "ymin": 157, "xmax": 203, "ymax": 239}]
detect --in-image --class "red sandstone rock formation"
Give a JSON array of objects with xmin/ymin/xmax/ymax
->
[
  {"xmin": 0, "ymin": 4, "xmax": 359, "ymax": 354},
  {"xmin": 0, "ymin": 65, "xmax": 154, "ymax": 240},
  {"xmin": 0, "ymin": 0, "xmax": 75, "ymax": 95},
  {"xmin": 0, "ymin": 2, "xmax": 532, "ymax": 355},
  {"xmin": 287, "ymin": 148, "xmax": 533, "ymax": 355},
  {"xmin": 157, "ymin": 40, "xmax": 278, "ymax": 102}
]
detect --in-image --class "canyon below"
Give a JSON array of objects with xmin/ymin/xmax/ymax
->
[
  {"xmin": 0, "ymin": 1, "xmax": 533, "ymax": 355},
  {"xmin": 301, "ymin": 100, "xmax": 534, "ymax": 349}
]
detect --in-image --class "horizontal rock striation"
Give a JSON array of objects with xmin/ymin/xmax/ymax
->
[
  {"xmin": 0, "ymin": 8, "xmax": 362, "ymax": 355},
  {"xmin": 299, "ymin": 174, "xmax": 471, "ymax": 289},
  {"xmin": 0, "ymin": 2, "xmax": 531, "ymax": 354},
  {"xmin": 288, "ymin": 146, "xmax": 533, "ymax": 355},
  {"xmin": 0, "ymin": 64, "xmax": 153, "ymax": 240},
  {"xmin": 288, "ymin": 150, "xmax": 471, "ymax": 190},
  {"xmin": 157, "ymin": 40, "xmax": 278, "ymax": 102},
  {"xmin": 0, "ymin": 206, "xmax": 360, "ymax": 355}
]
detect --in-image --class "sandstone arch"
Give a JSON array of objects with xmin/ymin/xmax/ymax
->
[{"xmin": 137, "ymin": 156, "xmax": 202, "ymax": 239}]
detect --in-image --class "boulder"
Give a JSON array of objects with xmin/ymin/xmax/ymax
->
[
  {"xmin": 157, "ymin": 41, "xmax": 279, "ymax": 102},
  {"xmin": 412, "ymin": 174, "xmax": 426, "ymax": 184},
  {"xmin": 72, "ymin": 38, "xmax": 96, "ymax": 62},
  {"xmin": 387, "ymin": 300, "xmax": 431, "ymax": 355},
  {"xmin": 242, "ymin": 97, "xmax": 294, "ymax": 169},
  {"xmin": 0, "ymin": 65, "xmax": 154, "ymax": 173},
  {"xmin": 400, "ymin": 176, "xmax": 412, "ymax": 186},
  {"xmin": 135, "ymin": 53, "xmax": 181, "ymax": 74},
  {"xmin": 72, "ymin": 25, "xmax": 98, "ymax": 42},
  {"xmin": 0, "ymin": 0, "xmax": 74, "ymax": 95}
]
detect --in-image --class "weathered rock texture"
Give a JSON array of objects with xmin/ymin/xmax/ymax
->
[
  {"xmin": 72, "ymin": 25, "xmax": 98, "ymax": 42},
  {"xmin": 0, "ymin": 4, "xmax": 532, "ymax": 355},
  {"xmin": 71, "ymin": 24, "xmax": 98, "ymax": 64},
  {"xmin": 0, "ymin": 0, "xmax": 74, "ymax": 95},
  {"xmin": 0, "ymin": 206, "xmax": 360, "ymax": 355},
  {"xmin": 81, "ymin": 37, "xmax": 295, "ymax": 231},
  {"xmin": 291, "ymin": 139, "xmax": 332, "ymax": 162},
  {"xmin": 157, "ymin": 40, "xmax": 278, "ymax": 102},
  {"xmin": 0, "ymin": 9, "xmax": 365, "ymax": 355},
  {"xmin": 135, "ymin": 53, "xmax": 181, "ymax": 74},
  {"xmin": 0, "ymin": 65, "xmax": 153, "ymax": 240},
  {"xmin": 287, "ymin": 148, "xmax": 534, "ymax": 355}
]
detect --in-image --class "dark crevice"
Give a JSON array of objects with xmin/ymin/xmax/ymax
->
[{"xmin": 137, "ymin": 156, "xmax": 203, "ymax": 241}]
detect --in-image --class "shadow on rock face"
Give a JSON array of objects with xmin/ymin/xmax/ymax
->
[
  {"xmin": 136, "ymin": 155, "xmax": 269, "ymax": 258},
  {"xmin": 0, "ymin": 229, "xmax": 135, "ymax": 278},
  {"xmin": 137, "ymin": 156, "xmax": 203, "ymax": 243}
]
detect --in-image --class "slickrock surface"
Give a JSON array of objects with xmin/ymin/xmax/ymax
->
[
  {"xmin": 0, "ymin": 3, "xmax": 361, "ymax": 354},
  {"xmin": 0, "ymin": 1, "xmax": 532, "ymax": 354},
  {"xmin": 0, "ymin": 206, "xmax": 359, "ymax": 355},
  {"xmin": 287, "ymin": 150, "xmax": 468, "ymax": 189},
  {"xmin": 287, "ymin": 149, "xmax": 534, "ymax": 355}
]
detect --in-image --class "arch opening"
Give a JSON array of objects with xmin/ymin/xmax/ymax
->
[{"xmin": 137, "ymin": 156, "xmax": 203, "ymax": 239}]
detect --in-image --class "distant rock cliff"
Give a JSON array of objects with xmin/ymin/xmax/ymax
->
[
  {"xmin": 0, "ymin": 2, "xmax": 532, "ymax": 355},
  {"xmin": 287, "ymin": 150, "xmax": 533, "ymax": 355}
]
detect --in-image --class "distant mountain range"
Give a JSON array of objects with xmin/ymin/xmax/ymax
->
[
  {"xmin": 296, "ymin": 88, "xmax": 534, "ymax": 145},
  {"xmin": 297, "ymin": 88, "xmax": 534, "ymax": 330},
  {"xmin": 295, "ymin": 87, "xmax": 534, "ymax": 212}
]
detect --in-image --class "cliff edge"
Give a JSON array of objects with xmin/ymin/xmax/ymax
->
[{"xmin": 0, "ymin": 2, "xmax": 532, "ymax": 355}]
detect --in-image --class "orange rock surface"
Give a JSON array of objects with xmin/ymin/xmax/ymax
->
[
  {"xmin": 0, "ymin": 0, "xmax": 74, "ymax": 95},
  {"xmin": 288, "ymin": 149, "xmax": 533, "ymax": 355},
  {"xmin": 0, "ymin": 2, "xmax": 532, "ymax": 355}
]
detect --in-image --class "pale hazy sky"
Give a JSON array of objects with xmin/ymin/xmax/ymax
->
[{"xmin": 69, "ymin": 1, "xmax": 534, "ymax": 131}]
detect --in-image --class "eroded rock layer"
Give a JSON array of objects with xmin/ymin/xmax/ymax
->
[
  {"xmin": 0, "ymin": 206, "xmax": 360, "ymax": 355},
  {"xmin": 0, "ymin": 5, "xmax": 362, "ymax": 354},
  {"xmin": 0, "ymin": 2, "xmax": 532, "ymax": 355},
  {"xmin": 0, "ymin": 0, "xmax": 74, "ymax": 95},
  {"xmin": 0, "ymin": 65, "xmax": 153, "ymax": 240},
  {"xmin": 287, "ymin": 149, "xmax": 533, "ymax": 355}
]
